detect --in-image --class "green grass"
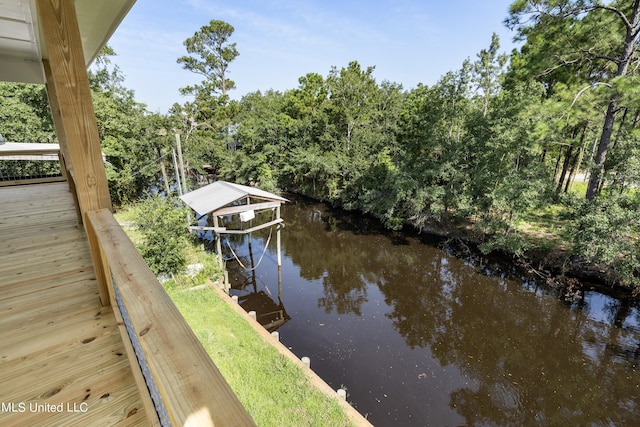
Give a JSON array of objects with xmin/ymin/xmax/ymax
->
[
  {"xmin": 115, "ymin": 202, "xmax": 356, "ymax": 426},
  {"xmin": 114, "ymin": 205, "xmax": 144, "ymax": 245},
  {"xmin": 566, "ymin": 181, "xmax": 587, "ymax": 198},
  {"xmin": 517, "ymin": 203, "xmax": 572, "ymax": 254},
  {"xmin": 168, "ymin": 286, "xmax": 354, "ymax": 427}
]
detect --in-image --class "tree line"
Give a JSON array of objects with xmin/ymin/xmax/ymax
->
[{"xmin": 0, "ymin": 1, "xmax": 638, "ymax": 288}]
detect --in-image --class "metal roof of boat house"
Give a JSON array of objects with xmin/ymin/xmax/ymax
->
[{"xmin": 179, "ymin": 180, "xmax": 288, "ymax": 217}]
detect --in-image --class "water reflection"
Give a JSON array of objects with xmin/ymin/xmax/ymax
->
[{"xmin": 216, "ymin": 195, "xmax": 640, "ymax": 426}]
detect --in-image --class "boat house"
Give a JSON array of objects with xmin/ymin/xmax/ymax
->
[{"xmin": 180, "ymin": 180, "xmax": 287, "ymax": 272}]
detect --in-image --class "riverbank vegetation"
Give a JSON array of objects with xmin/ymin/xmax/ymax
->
[
  {"xmin": 1, "ymin": 1, "xmax": 639, "ymax": 292},
  {"xmin": 114, "ymin": 205, "xmax": 356, "ymax": 426}
]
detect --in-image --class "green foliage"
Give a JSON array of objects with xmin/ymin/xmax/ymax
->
[
  {"xmin": 173, "ymin": 20, "xmax": 241, "ymax": 178},
  {"xmin": 177, "ymin": 19, "xmax": 238, "ymax": 97},
  {"xmin": 4, "ymin": 13, "xmax": 640, "ymax": 289},
  {"xmin": 571, "ymin": 193, "xmax": 640, "ymax": 287},
  {"xmin": 133, "ymin": 195, "xmax": 191, "ymax": 276},
  {"xmin": 88, "ymin": 46, "xmax": 166, "ymax": 205},
  {"xmin": 506, "ymin": 0, "xmax": 640, "ymax": 201},
  {"xmin": 473, "ymin": 33, "xmax": 508, "ymax": 117},
  {"xmin": 0, "ymin": 82, "xmax": 55, "ymax": 142},
  {"xmin": 177, "ymin": 19, "xmax": 239, "ymax": 131}
]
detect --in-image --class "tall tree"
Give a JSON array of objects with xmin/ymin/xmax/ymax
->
[
  {"xmin": 506, "ymin": 0, "xmax": 640, "ymax": 200},
  {"xmin": 473, "ymin": 33, "xmax": 508, "ymax": 117},
  {"xmin": 177, "ymin": 19, "xmax": 239, "ymax": 118},
  {"xmin": 88, "ymin": 46, "xmax": 158, "ymax": 205},
  {"xmin": 325, "ymin": 61, "xmax": 379, "ymax": 152},
  {"xmin": 176, "ymin": 20, "xmax": 240, "ymax": 180}
]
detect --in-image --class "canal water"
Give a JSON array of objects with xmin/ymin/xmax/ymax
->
[{"xmin": 202, "ymin": 195, "xmax": 640, "ymax": 426}]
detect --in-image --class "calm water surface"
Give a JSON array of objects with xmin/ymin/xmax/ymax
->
[{"xmin": 203, "ymin": 195, "xmax": 640, "ymax": 426}]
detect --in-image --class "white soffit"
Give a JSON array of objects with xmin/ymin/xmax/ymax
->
[
  {"xmin": 0, "ymin": 0, "xmax": 43, "ymax": 83},
  {"xmin": 0, "ymin": 0, "xmax": 136, "ymax": 84}
]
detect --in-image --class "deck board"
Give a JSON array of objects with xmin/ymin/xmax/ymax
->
[{"xmin": 0, "ymin": 182, "xmax": 149, "ymax": 426}]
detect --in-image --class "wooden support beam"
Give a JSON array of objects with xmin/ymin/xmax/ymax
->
[
  {"xmin": 42, "ymin": 59, "xmax": 71, "ymax": 172},
  {"xmin": 213, "ymin": 215, "xmax": 224, "ymax": 270},
  {"xmin": 187, "ymin": 226, "xmax": 227, "ymax": 233},
  {"xmin": 221, "ymin": 218, "xmax": 284, "ymax": 235},
  {"xmin": 38, "ymin": 0, "xmax": 112, "ymax": 218},
  {"xmin": 84, "ymin": 211, "xmax": 112, "ymax": 307},
  {"xmin": 0, "ymin": 176, "xmax": 66, "ymax": 187}
]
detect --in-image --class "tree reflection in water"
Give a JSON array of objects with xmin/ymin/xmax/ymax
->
[{"xmin": 219, "ymin": 195, "xmax": 640, "ymax": 427}]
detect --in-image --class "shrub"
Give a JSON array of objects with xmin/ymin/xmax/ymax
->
[
  {"xmin": 133, "ymin": 195, "xmax": 191, "ymax": 275},
  {"xmin": 571, "ymin": 193, "xmax": 640, "ymax": 287}
]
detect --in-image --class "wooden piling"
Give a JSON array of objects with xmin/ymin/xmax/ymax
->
[
  {"xmin": 276, "ymin": 206, "xmax": 282, "ymax": 267},
  {"xmin": 213, "ymin": 216, "xmax": 223, "ymax": 269},
  {"xmin": 302, "ymin": 356, "xmax": 310, "ymax": 369}
]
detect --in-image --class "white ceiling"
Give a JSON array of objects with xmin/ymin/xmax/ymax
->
[{"xmin": 0, "ymin": 0, "xmax": 136, "ymax": 84}]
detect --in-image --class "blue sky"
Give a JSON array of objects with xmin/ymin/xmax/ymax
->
[{"xmin": 108, "ymin": 0, "xmax": 519, "ymax": 113}]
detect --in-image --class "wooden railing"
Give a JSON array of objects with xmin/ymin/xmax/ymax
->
[
  {"xmin": 0, "ymin": 146, "xmax": 64, "ymax": 186},
  {"xmin": 85, "ymin": 208, "xmax": 256, "ymax": 427}
]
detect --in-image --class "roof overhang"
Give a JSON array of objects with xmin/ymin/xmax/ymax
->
[{"xmin": 0, "ymin": 0, "xmax": 136, "ymax": 84}]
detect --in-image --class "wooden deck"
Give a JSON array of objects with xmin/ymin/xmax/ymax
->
[{"xmin": 0, "ymin": 182, "xmax": 149, "ymax": 426}]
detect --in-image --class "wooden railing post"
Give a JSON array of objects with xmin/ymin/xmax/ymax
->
[
  {"xmin": 84, "ymin": 212, "xmax": 111, "ymax": 306},
  {"xmin": 58, "ymin": 151, "xmax": 82, "ymax": 225}
]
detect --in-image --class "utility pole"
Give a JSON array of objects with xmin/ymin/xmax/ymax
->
[
  {"xmin": 157, "ymin": 129, "xmax": 171, "ymax": 195},
  {"xmin": 158, "ymin": 147, "xmax": 171, "ymax": 196},
  {"xmin": 172, "ymin": 148, "xmax": 182, "ymax": 196},
  {"xmin": 175, "ymin": 132, "xmax": 188, "ymax": 194}
]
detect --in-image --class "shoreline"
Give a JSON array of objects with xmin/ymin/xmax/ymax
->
[{"xmin": 285, "ymin": 190, "xmax": 638, "ymax": 302}]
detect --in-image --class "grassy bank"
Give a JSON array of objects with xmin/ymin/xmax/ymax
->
[
  {"xmin": 168, "ymin": 285, "xmax": 355, "ymax": 426},
  {"xmin": 114, "ymin": 205, "xmax": 360, "ymax": 426}
]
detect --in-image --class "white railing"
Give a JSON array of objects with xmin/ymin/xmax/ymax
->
[{"xmin": 0, "ymin": 143, "xmax": 64, "ymax": 185}]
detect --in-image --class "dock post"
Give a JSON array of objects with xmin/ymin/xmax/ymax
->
[
  {"xmin": 213, "ymin": 217, "xmax": 223, "ymax": 270},
  {"xmin": 301, "ymin": 356, "xmax": 310, "ymax": 369},
  {"xmin": 172, "ymin": 148, "xmax": 182, "ymax": 196},
  {"xmin": 276, "ymin": 206, "xmax": 282, "ymax": 267}
]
